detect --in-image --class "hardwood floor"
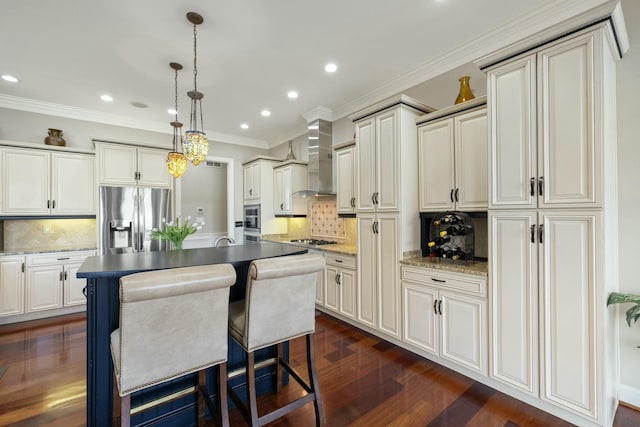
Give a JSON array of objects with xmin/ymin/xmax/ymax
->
[{"xmin": 1, "ymin": 312, "xmax": 639, "ymax": 427}]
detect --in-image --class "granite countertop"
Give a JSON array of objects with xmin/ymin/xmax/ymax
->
[
  {"xmin": 401, "ymin": 256, "xmax": 488, "ymax": 277},
  {"xmin": 0, "ymin": 246, "xmax": 97, "ymax": 256},
  {"xmin": 261, "ymin": 236, "xmax": 357, "ymax": 256}
]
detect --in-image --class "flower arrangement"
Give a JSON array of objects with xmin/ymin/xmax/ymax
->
[{"xmin": 150, "ymin": 216, "xmax": 204, "ymax": 250}]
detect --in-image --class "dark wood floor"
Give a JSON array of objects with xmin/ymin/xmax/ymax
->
[{"xmin": 1, "ymin": 312, "xmax": 639, "ymax": 427}]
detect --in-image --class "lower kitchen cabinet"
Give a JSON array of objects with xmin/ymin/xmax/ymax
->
[
  {"xmin": 401, "ymin": 265, "xmax": 487, "ymax": 375},
  {"xmin": 0, "ymin": 256, "xmax": 26, "ymax": 317},
  {"xmin": 25, "ymin": 250, "xmax": 95, "ymax": 314},
  {"xmin": 324, "ymin": 253, "xmax": 356, "ymax": 319}
]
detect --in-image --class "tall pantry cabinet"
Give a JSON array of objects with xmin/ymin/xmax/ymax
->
[
  {"xmin": 350, "ymin": 95, "xmax": 434, "ymax": 338},
  {"xmin": 482, "ymin": 20, "xmax": 622, "ymax": 427}
]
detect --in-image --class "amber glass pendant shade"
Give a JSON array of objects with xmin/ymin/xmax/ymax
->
[
  {"xmin": 166, "ymin": 151, "xmax": 188, "ymax": 178},
  {"xmin": 182, "ymin": 130, "xmax": 208, "ymax": 166},
  {"xmin": 455, "ymin": 76, "xmax": 475, "ymax": 104}
]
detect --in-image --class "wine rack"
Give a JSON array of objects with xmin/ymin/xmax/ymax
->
[{"xmin": 425, "ymin": 211, "xmax": 474, "ymax": 260}]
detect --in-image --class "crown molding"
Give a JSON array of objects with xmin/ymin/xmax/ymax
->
[
  {"xmin": 332, "ymin": 0, "xmax": 614, "ymax": 121},
  {"xmin": 302, "ymin": 105, "xmax": 333, "ymax": 123},
  {"xmin": 0, "ymin": 94, "xmax": 270, "ymax": 150}
]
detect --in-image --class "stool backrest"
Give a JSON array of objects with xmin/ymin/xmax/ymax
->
[
  {"xmin": 115, "ymin": 264, "xmax": 236, "ymax": 395},
  {"xmin": 243, "ymin": 254, "xmax": 325, "ymax": 351}
]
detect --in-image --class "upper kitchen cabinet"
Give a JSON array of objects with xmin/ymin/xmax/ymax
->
[
  {"xmin": 273, "ymin": 160, "xmax": 307, "ymax": 216},
  {"xmin": 243, "ymin": 160, "xmax": 261, "ymax": 201},
  {"xmin": 486, "ymin": 26, "xmax": 613, "ymax": 210},
  {"xmin": 0, "ymin": 144, "xmax": 95, "ymax": 216},
  {"xmin": 95, "ymin": 142, "xmax": 171, "ymax": 188},
  {"xmin": 417, "ymin": 98, "xmax": 488, "ymax": 212},
  {"xmin": 351, "ymin": 95, "xmax": 435, "ymax": 213},
  {"xmin": 334, "ymin": 140, "xmax": 356, "ymax": 215}
]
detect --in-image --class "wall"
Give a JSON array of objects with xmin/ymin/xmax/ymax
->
[
  {"xmin": 180, "ymin": 162, "xmax": 227, "ymax": 234},
  {"xmin": 2, "ymin": 219, "xmax": 96, "ymax": 250},
  {"xmin": 615, "ymin": 0, "xmax": 640, "ymax": 404}
]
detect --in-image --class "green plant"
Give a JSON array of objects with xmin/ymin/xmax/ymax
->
[
  {"xmin": 150, "ymin": 216, "xmax": 203, "ymax": 250},
  {"xmin": 607, "ymin": 292, "xmax": 640, "ymax": 327}
]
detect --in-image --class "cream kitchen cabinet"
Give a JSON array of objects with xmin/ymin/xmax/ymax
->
[
  {"xmin": 487, "ymin": 28, "xmax": 608, "ymax": 210},
  {"xmin": 26, "ymin": 251, "xmax": 95, "ymax": 313},
  {"xmin": 401, "ymin": 265, "xmax": 487, "ymax": 375},
  {"xmin": 324, "ymin": 253, "xmax": 356, "ymax": 320},
  {"xmin": 273, "ymin": 161, "xmax": 307, "ymax": 216},
  {"xmin": 417, "ymin": 102, "xmax": 488, "ymax": 212},
  {"xmin": 352, "ymin": 95, "xmax": 433, "ymax": 213},
  {"xmin": 0, "ymin": 147, "xmax": 95, "ymax": 215},
  {"xmin": 334, "ymin": 142, "xmax": 356, "ymax": 215},
  {"xmin": 489, "ymin": 210, "xmax": 605, "ymax": 419},
  {"xmin": 357, "ymin": 213, "xmax": 400, "ymax": 337},
  {"xmin": 96, "ymin": 142, "xmax": 171, "ymax": 188},
  {"xmin": 243, "ymin": 160, "xmax": 261, "ymax": 201},
  {"xmin": 0, "ymin": 256, "xmax": 26, "ymax": 317}
]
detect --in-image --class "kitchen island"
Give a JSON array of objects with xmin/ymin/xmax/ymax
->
[{"xmin": 77, "ymin": 242, "xmax": 308, "ymax": 427}]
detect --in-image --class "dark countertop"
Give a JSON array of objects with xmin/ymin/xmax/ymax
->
[{"xmin": 77, "ymin": 241, "xmax": 308, "ymax": 278}]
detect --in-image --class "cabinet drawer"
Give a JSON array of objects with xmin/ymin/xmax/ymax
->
[
  {"xmin": 27, "ymin": 251, "xmax": 95, "ymax": 266},
  {"xmin": 402, "ymin": 266, "xmax": 486, "ymax": 297},
  {"xmin": 325, "ymin": 253, "xmax": 356, "ymax": 269}
]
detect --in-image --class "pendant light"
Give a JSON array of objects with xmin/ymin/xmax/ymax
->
[
  {"xmin": 166, "ymin": 62, "xmax": 188, "ymax": 178},
  {"xmin": 182, "ymin": 11, "xmax": 209, "ymax": 166}
]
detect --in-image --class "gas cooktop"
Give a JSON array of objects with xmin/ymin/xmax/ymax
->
[{"xmin": 289, "ymin": 239, "xmax": 337, "ymax": 246}]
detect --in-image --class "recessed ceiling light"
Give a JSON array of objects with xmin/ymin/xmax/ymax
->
[
  {"xmin": 168, "ymin": 108, "xmax": 177, "ymax": 115},
  {"xmin": 287, "ymin": 91, "xmax": 298, "ymax": 99},
  {"xmin": 131, "ymin": 101, "xmax": 148, "ymax": 108},
  {"xmin": 100, "ymin": 94, "xmax": 114, "ymax": 102},
  {"xmin": 240, "ymin": 123, "xmax": 249, "ymax": 129},
  {"xmin": 1, "ymin": 75, "xmax": 19, "ymax": 83},
  {"xmin": 261, "ymin": 110, "xmax": 271, "ymax": 117},
  {"xmin": 324, "ymin": 63, "xmax": 337, "ymax": 73}
]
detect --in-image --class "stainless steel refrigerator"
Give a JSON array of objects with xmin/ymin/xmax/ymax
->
[{"xmin": 99, "ymin": 186, "xmax": 172, "ymax": 255}]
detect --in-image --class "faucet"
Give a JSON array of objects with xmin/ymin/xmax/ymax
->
[{"xmin": 215, "ymin": 236, "xmax": 235, "ymax": 247}]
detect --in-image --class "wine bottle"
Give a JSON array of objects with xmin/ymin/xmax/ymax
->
[
  {"xmin": 451, "ymin": 247, "xmax": 467, "ymax": 260},
  {"xmin": 429, "ymin": 247, "xmax": 444, "ymax": 257},
  {"xmin": 443, "ymin": 214, "xmax": 461, "ymax": 224},
  {"xmin": 442, "ymin": 249, "xmax": 454, "ymax": 258},
  {"xmin": 427, "ymin": 236, "xmax": 450, "ymax": 247},
  {"xmin": 432, "ymin": 219, "xmax": 442, "ymax": 226}
]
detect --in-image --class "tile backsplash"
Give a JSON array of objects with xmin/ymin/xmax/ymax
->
[
  {"xmin": 310, "ymin": 200, "xmax": 345, "ymax": 239},
  {"xmin": 3, "ymin": 219, "xmax": 97, "ymax": 250}
]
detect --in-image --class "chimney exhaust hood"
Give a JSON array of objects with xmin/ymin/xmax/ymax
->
[{"xmin": 294, "ymin": 118, "xmax": 334, "ymax": 197}]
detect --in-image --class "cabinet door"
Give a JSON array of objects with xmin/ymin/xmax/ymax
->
[
  {"xmin": 538, "ymin": 33, "xmax": 598, "ymax": 208},
  {"xmin": 243, "ymin": 163, "xmax": 257, "ymax": 200},
  {"xmin": 376, "ymin": 110, "xmax": 399, "ymax": 211},
  {"xmin": 315, "ymin": 265, "xmax": 325, "ymax": 306},
  {"xmin": 357, "ymin": 214, "xmax": 377, "ymax": 328},
  {"xmin": 98, "ymin": 144, "xmax": 137, "ymax": 186},
  {"xmin": 489, "ymin": 211, "xmax": 538, "ymax": 395},
  {"xmin": 402, "ymin": 281, "xmax": 438, "ymax": 355},
  {"xmin": 377, "ymin": 213, "xmax": 400, "ymax": 337},
  {"xmin": 455, "ymin": 108, "xmax": 488, "ymax": 211},
  {"xmin": 336, "ymin": 146, "xmax": 356, "ymax": 214},
  {"xmin": 539, "ymin": 210, "xmax": 599, "ymax": 418},
  {"xmin": 440, "ymin": 291, "xmax": 487, "ymax": 374},
  {"xmin": 1, "ymin": 148, "xmax": 50, "ymax": 215},
  {"xmin": 488, "ymin": 54, "xmax": 537, "ymax": 209},
  {"xmin": 339, "ymin": 269, "xmax": 357, "ymax": 320},
  {"xmin": 418, "ymin": 119, "xmax": 455, "ymax": 212},
  {"xmin": 27, "ymin": 265, "xmax": 63, "ymax": 312},
  {"xmin": 137, "ymin": 148, "xmax": 172, "ymax": 188},
  {"xmin": 63, "ymin": 263, "xmax": 87, "ymax": 306},
  {"xmin": 0, "ymin": 256, "xmax": 25, "ymax": 317},
  {"xmin": 324, "ymin": 266, "xmax": 339, "ymax": 312},
  {"xmin": 273, "ymin": 168, "xmax": 284, "ymax": 214},
  {"xmin": 355, "ymin": 119, "xmax": 376, "ymax": 212},
  {"xmin": 51, "ymin": 153, "xmax": 95, "ymax": 215}
]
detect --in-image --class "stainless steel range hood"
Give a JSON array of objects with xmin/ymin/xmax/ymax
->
[{"xmin": 294, "ymin": 119, "xmax": 334, "ymax": 197}]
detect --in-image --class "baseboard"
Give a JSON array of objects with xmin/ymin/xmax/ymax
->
[{"xmin": 620, "ymin": 384, "xmax": 640, "ymax": 409}]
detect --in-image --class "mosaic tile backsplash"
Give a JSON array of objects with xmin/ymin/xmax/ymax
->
[
  {"xmin": 310, "ymin": 200, "xmax": 345, "ymax": 239},
  {"xmin": 3, "ymin": 219, "xmax": 97, "ymax": 250}
]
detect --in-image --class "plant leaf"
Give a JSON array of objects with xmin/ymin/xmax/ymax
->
[
  {"xmin": 607, "ymin": 292, "xmax": 640, "ymax": 306},
  {"xmin": 626, "ymin": 305, "xmax": 640, "ymax": 327}
]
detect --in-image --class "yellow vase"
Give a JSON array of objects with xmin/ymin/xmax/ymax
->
[{"xmin": 455, "ymin": 76, "xmax": 475, "ymax": 104}]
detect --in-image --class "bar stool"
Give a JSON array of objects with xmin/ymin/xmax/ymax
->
[
  {"xmin": 110, "ymin": 264, "xmax": 236, "ymax": 427},
  {"xmin": 227, "ymin": 253, "xmax": 326, "ymax": 426}
]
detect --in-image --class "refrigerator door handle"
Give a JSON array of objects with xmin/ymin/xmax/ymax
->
[
  {"xmin": 138, "ymin": 190, "xmax": 145, "ymax": 252},
  {"xmin": 132, "ymin": 189, "xmax": 140, "ymax": 252}
]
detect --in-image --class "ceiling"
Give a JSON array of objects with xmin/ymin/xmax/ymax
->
[{"xmin": 0, "ymin": 0, "xmax": 621, "ymax": 148}]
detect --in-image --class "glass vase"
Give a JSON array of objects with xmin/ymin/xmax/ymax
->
[{"xmin": 455, "ymin": 76, "xmax": 475, "ymax": 104}]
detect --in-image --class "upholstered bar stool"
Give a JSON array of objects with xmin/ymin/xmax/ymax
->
[
  {"xmin": 110, "ymin": 264, "xmax": 236, "ymax": 427},
  {"xmin": 227, "ymin": 253, "xmax": 326, "ymax": 426}
]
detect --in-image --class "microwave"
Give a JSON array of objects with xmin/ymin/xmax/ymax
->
[{"xmin": 244, "ymin": 204, "xmax": 260, "ymax": 232}]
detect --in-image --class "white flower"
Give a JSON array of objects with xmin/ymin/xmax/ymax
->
[
  {"xmin": 196, "ymin": 225, "xmax": 203, "ymax": 231},
  {"xmin": 186, "ymin": 215, "xmax": 191, "ymax": 221},
  {"xmin": 162, "ymin": 217, "xmax": 166, "ymax": 223},
  {"xmin": 167, "ymin": 221, "xmax": 174, "ymax": 226}
]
